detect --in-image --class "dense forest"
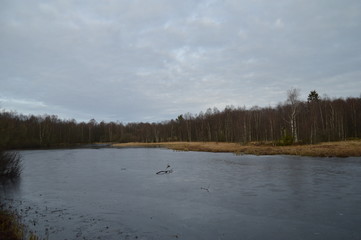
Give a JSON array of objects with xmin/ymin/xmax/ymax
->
[{"xmin": 1, "ymin": 90, "xmax": 360, "ymax": 149}]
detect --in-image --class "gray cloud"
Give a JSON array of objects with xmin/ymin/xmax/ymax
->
[{"xmin": 1, "ymin": 0, "xmax": 361, "ymax": 122}]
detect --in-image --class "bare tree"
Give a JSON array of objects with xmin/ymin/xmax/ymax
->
[
  {"xmin": 184, "ymin": 113, "xmax": 193, "ymax": 142},
  {"xmin": 286, "ymin": 88, "xmax": 300, "ymax": 142}
]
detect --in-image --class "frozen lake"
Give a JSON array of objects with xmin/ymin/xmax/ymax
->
[{"xmin": 1, "ymin": 148, "xmax": 361, "ymax": 240}]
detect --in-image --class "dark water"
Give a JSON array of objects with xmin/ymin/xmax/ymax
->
[{"xmin": 1, "ymin": 148, "xmax": 361, "ymax": 240}]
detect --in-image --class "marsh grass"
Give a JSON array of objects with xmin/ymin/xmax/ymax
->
[
  {"xmin": 112, "ymin": 140, "xmax": 361, "ymax": 157},
  {"xmin": 0, "ymin": 208, "xmax": 24, "ymax": 240},
  {"xmin": 0, "ymin": 207, "xmax": 40, "ymax": 240}
]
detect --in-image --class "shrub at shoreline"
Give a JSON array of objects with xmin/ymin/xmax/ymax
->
[
  {"xmin": 0, "ymin": 151, "xmax": 39, "ymax": 240},
  {"xmin": 0, "ymin": 151, "xmax": 22, "ymax": 180}
]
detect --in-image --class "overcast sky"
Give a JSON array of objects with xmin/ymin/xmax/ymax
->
[{"xmin": 1, "ymin": 0, "xmax": 360, "ymax": 123}]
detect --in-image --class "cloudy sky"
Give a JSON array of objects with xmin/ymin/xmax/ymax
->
[{"xmin": 1, "ymin": 0, "xmax": 361, "ymax": 123}]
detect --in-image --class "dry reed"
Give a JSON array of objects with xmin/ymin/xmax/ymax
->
[{"xmin": 112, "ymin": 140, "xmax": 361, "ymax": 157}]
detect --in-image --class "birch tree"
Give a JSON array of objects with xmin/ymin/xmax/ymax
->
[{"xmin": 286, "ymin": 88, "xmax": 300, "ymax": 142}]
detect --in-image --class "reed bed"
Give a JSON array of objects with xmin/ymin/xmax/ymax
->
[{"xmin": 112, "ymin": 140, "xmax": 361, "ymax": 157}]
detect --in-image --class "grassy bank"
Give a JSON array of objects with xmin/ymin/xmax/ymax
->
[
  {"xmin": 0, "ymin": 208, "xmax": 39, "ymax": 240},
  {"xmin": 112, "ymin": 140, "xmax": 361, "ymax": 157},
  {"xmin": 0, "ymin": 208, "xmax": 23, "ymax": 240}
]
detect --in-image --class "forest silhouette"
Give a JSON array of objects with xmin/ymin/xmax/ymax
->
[{"xmin": 1, "ymin": 90, "xmax": 360, "ymax": 149}]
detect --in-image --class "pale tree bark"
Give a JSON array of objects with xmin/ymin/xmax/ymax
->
[{"xmin": 286, "ymin": 88, "xmax": 300, "ymax": 142}]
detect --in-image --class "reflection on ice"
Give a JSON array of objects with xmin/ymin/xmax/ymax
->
[{"xmin": 1, "ymin": 148, "xmax": 361, "ymax": 240}]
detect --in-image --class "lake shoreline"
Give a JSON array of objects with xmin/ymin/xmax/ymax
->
[
  {"xmin": 111, "ymin": 140, "xmax": 361, "ymax": 157},
  {"xmin": 6, "ymin": 140, "xmax": 361, "ymax": 157}
]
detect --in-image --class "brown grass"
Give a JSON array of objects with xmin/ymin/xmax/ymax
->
[
  {"xmin": 0, "ymin": 209, "xmax": 39, "ymax": 240},
  {"xmin": 112, "ymin": 140, "xmax": 361, "ymax": 157},
  {"xmin": 0, "ymin": 209, "xmax": 24, "ymax": 240}
]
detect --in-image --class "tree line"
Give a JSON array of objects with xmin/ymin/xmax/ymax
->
[{"xmin": 1, "ymin": 90, "xmax": 360, "ymax": 149}]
